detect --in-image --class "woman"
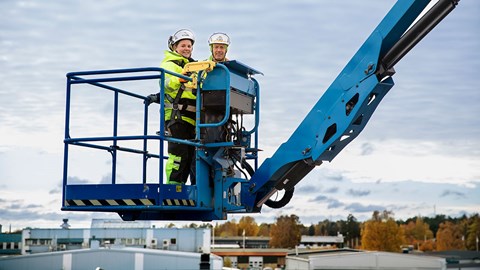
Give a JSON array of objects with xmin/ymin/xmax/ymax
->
[{"xmin": 149, "ymin": 29, "xmax": 197, "ymax": 185}]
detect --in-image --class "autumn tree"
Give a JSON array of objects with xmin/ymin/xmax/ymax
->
[
  {"xmin": 401, "ymin": 216, "xmax": 434, "ymax": 251},
  {"xmin": 269, "ymin": 214, "xmax": 302, "ymax": 248},
  {"xmin": 361, "ymin": 210, "xmax": 404, "ymax": 252},
  {"xmin": 238, "ymin": 216, "xmax": 259, "ymax": 236},
  {"xmin": 436, "ymin": 221, "xmax": 465, "ymax": 251},
  {"xmin": 216, "ymin": 219, "xmax": 238, "ymax": 237},
  {"xmin": 257, "ymin": 223, "xmax": 271, "ymax": 237},
  {"xmin": 223, "ymin": 257, "xmax": 232, "ymax": 267}
]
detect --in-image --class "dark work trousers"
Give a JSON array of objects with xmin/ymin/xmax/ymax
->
[{"xmin": 167, "ymin": 120, "xmax": 196, "ymax": 185}]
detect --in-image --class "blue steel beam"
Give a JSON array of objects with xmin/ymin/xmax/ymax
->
[{"xmin": 244, "ymin": 0, "xmax": 458, "ymax": 211}]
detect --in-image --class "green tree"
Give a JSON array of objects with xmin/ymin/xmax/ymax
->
[
  {"xmin": 308, "ymin": 224, "xmax": 315, "ymax": 236},
  {"xmin": 423, "ymin": 214, "xmax": 448, "ymax": 237},
  {"xmin": 465, "ymin": 214, "xmax": 480, "ymax": 251},
  {"xmin": 342, "ymin": 214, "xmax": 361, "ymax": 248},
  {"xmin": 269, "ymin": 214, "xmax": 302, "ymax": 248},
  {"xmin": 315, "ymin": 219, "xmax": 339, "ymax": 236}
]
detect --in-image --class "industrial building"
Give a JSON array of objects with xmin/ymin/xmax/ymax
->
[
  {"xmin": 286, "ymin": 249, "xmax": 447, "ymax": 270},
  {"xmin": 0, "ymin": 246, "xmax": 222, "ymax": 270},
  {"xmin": 16, "ymin": 219, "xmax": 210, "ymax": 255},
  {"xmin": 0, "ymin": 219, "xmax": 219, "ymax": 269}
]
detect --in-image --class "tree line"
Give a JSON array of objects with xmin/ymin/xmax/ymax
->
[{"xmin": 181, "ymin": 211, "xmax": 480, "ymax": 252}]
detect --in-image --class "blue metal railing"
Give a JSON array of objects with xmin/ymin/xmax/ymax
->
[{"xmin": 62, "ymin": 67, "xmax": 169, "ymax": 205}]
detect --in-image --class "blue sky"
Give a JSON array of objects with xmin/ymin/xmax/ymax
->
[{"xmin": 0, "ymin": 0, "xmax": 479, "ymax": 231}]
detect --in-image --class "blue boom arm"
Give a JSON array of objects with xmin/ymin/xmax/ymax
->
[{"xmin": 242, "ymin": 0, "xmax": 459, "ymax": 212}]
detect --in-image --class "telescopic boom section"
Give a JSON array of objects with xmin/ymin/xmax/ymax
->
[{"xmin": 243, "ymin": 0, "xmax": 459, "ymax": 212}]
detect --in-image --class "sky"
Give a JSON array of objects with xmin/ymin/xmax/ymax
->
[{"xmin": 0, "ymin": 0, "xmax": 479, "ymax": 231}]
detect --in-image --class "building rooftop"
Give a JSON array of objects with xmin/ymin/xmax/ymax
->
[{"xmin": 90, "ymin": 219, "xmax": 152, "ymax": 229}]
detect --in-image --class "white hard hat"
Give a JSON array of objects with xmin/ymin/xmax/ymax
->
[
  {"xmin": 208, "ymin": 32, "xmax": 230, "ymax": 46},
  {"xmin": 168, "ymin": 29, "xmax": 195, "ymax": 51}
]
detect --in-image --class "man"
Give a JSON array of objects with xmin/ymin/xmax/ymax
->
[
  {"xmin": 208, "ymin": 32, "xmax": 230, "ymax": 62},
  {"xmin": 202, "ymin": 32, "xmax": 232, "ymax": 144}
]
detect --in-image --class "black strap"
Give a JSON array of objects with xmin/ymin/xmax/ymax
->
[
  {"xmin": 166, "ymin": 84, "xmax": 186, "ymax": 129},
  {"xmin": 165, "ymin": 58, "xmax": 197, "ymax": 128},
  {"xmin": 170, "ymin": 59, "xmax": 185, "ymax": 68},
  {"xmin": 168, "ymin": 58, "xmax": 196, "ymax": 68}
]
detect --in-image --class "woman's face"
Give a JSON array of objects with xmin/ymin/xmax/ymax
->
[{"xmin": 175, "ymin": 39, "xmax": 193, "ymax": 58}]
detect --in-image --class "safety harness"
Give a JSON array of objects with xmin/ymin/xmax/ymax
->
[{"xmin": 165, "ymin": 59, "xmax": 197, "ymax": 130}]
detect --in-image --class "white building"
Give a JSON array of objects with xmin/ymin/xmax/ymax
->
[
  {"xmin": 0, "ymin": 246, "xmax": 223, "ymax": 270},
  {"xmin": 20, "ymin": 219, "xmax": 210, "ymax": 255},
  {"xmin": 299, "ymin": 234, "xmax": 345, "ymax": 248},
  {"xmin": 286, "ymin": 249, "xmax": 446, "ymax": 270}
]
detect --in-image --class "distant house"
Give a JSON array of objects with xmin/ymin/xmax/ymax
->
[
  {"xmin": 210, "ymin": 234, "xmax": 346, "ymax": 269},
  {"xmin": 213, "ymin": 236, "xmax": 270, "ymax": 249},
  {"xmin": 212, "ymin": 248, "xmax": 288, "ymax": 269},
  {"xmin": 299, "ymin": 234, "xmax": 345, "ymax": 249}
]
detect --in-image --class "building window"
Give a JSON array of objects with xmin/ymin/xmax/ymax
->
[
  {"xmin": 264, "ymin": 256, "xmax": 278, "ymax": 264},
  {"xmin": 170, "ymin": 238, "xmax": 177, "ymax": 245},
  {"xmin": 26, "ymin": 239, "xmax": 51, "ymax": 246},
  {"xmin": 238, "ymin": 256, "xmax": 248, "ymax": 264}
]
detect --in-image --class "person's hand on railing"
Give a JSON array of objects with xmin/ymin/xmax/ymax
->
[
  {"xmin": 144, "ymin": 93, "xmax": 159, "ymax": 105},
  {"xmin": 179, "ymin": 71, "xmax": 192, "ymax": 83}
]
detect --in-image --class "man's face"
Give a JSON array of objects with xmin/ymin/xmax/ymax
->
[{"xmin": 212, "ymin": 44, "xmax": 227, "ymax": 62}]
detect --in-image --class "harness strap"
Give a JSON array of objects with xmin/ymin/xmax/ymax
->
[
  {"xmin": 171, "ymin": 84, "xmax": 185, "ymax": 116},
  {"xmin": 164, "ymin": 103, "xmax": 196, "ymax": 113},
  {"xmin": 165, "ymin": 58, "xmax": 197, "ymax": 129}
]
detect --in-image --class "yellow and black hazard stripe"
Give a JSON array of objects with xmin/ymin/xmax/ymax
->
[
  {"xmin": 66, "ymin": 199, "xmax": 156, "ymax": 207},
  {"xmin": 162, "ymin": 199, "xmax": 195, "ymax": 207}
]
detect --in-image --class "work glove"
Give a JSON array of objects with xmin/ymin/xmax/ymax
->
[
  {"xmin": 144, "ymin": 93, "xmax": 159, "ymax": 105},
  {"xmin": 178, "ymin": 71, "xmax": 192, "ymax": 83}
]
